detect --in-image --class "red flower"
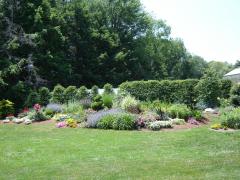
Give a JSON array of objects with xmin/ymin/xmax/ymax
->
[
  {"xmin": 33, "ymin": 104, "xmax": 41, "ymax": 112},
  {"xmin": 22, "ymin": 107, "xmax": 29, "ymax": 113}
]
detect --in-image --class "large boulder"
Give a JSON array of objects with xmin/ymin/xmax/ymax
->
[
  {"xmin": 13, "ymin": 118, "xmax": 24, "ymax": 124},
  {"xmin": 24, "ymin": 119, "xmax": 32, "ymax": 125},
  {"xmin": 2, "ymin": 119, "xmax": 10, "ymax": 123}
]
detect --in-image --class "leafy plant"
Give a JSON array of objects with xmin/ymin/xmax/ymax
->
[
  {"xmin": 86, "ymin": 108, "xmax": 123, "ymax": 128},
  {"xmin": 66, "ymin": 118, "xmax": 78, "ymax": 128},
  {"xmin": 220, "ymin": 108, "xmax": 240, "ymax": 129},
  {"xmin": 64, "ymin": 86, "xmax": 77, "ymax": 103},
  {"xmin": 170, "ymin": 118, "xmax": 185, "ymax": 125},
  {"xmin": 103, "ymin": 83, "xmax": 114, "ymax": 94},
  {"xmin": 195, "ymin": 70, "xmax": 222, "ymax": 107},
  {"xmin": 0, "ymin": 99, "xmax": 14, "ymax": 118},
  {"xmin": 102, "ymin": 94, "xmax": 113, "ymax": 108},
  {"xmin": 25, "ymin": 91, "xmax": 40, "ymax": 107},
  {"xmin": 121, "ymin": 95, "xmax": 140, "ymax": 114},
  {"xmin": 76, "ymin": 86, "xmax": 89, "ymax": 100},
  {"xmin": 211, "ymin": 123, "xmax": 222, "ymax": 130},
  {"xmin": 51, "ymin": 84, "xmax": 65, "ymax": 104},
  {"xmin": 39, "ymin": 87, "xmax": 51, "ymax": 106},
  {"xmin": 148, "ymin": 121, "xmax": 173, "ymax": 131},
  {"xmin": 91, "ymin": 85, "xmax": 99, "ymax": 98},
  {"xmin": 97, "ymin": 115, "xmax": 115, "ymax": 129},
  {"xmin": 62, "ymin": 101, "xmax": 84, "ymax": 114},
  {"xmin": 168, "ymin": 104, "xmax": 192, "ymax": 120},
  {"xmin": 91, "ymin": 95, "xmax": 104, "ymax": 111},
  {"xmin": 112, "ymin": 113, "xmax": 137, "ymax": 130},
  {"xmin": 230, "ymin": 84, "xmax": 240, "ymax": 107}
]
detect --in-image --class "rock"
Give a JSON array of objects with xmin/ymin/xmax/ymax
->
[
  {"xmin": 24, "ymin": 119, "xmax": 32, "ymax": 125},
  {"xmin": 3, "ymin": 119, "xmax": 10, "ymax": 123},
  {"xmin": 204, "ymin": 108, "xmax": 217, "ymax": 114},
  {"xmin": 13, "ymin": 118, "xmax": 24, "ymax": 124}
]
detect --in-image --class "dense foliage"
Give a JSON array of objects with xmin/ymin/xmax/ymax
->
[{"xmin": 0, "ymin": 0, "xmax": 233, "ymax": 109}]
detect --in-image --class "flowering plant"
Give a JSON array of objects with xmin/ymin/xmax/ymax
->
[
  {"xmin": 56, "ymin": 122, "xmax": 66, "ymax": 128},
  {"xmin": 33, "ymin": 104, "xmax": 41, "ymax": 112},
  {"xmin": 22, "ymin": 107, "xmax": 29, "ymax": 113}
]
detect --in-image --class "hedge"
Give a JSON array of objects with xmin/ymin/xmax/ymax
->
[{"xmin": 119, "ymin": 79, "xmax": 232, "ymax": 107}]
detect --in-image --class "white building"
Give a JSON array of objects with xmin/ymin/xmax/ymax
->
[{"xmin": 224, "ymin": 68, "xmax": 240, "ymax": 83}]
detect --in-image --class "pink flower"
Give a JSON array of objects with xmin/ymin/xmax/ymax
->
[
  {"xmin": 33, "ymin": 104, "xmax": 41, "ymax": 112},
  {"xmin": 56, "ymin": 122, "xmax": 66, "ymax": 128}
]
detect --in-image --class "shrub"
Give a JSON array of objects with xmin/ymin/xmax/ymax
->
[
  {"xmin": 121, "ymin": 95, "xmax": 140, "ymax": 114},
  {"xmin": 29, "ymin": 110, "xmax": 48, "ymax": 121},
  {"xmin": 102, "ymin": 94, "xmax": 113, "ymax": 109},
  {"xmin": 91, "ymin": 95, "xmax": 104, "ymax": 111},
  {"xmin": 79, "ymin": 98, "xmax": 92, "ymax": 109},
  {"xmin": 0, "ymin": 99, "xmax": 14, "ymax": 118},
  {"xmin": 66, "ymin": 118, "xmax": 78, "ymax": 128},
  {"xmin": 97, "ymin": 115, "xmax": 115, "ymax": 129},
  {"xmin": 64, "ymin": 86, "xmax": 77, "ymax": 103},
  {"xmin": 220, "ymin": 108, "xmax": 240, "ymax": 129},
  {"xmin": 168, "ymin": 104, "xmax": 192, "ymax": 120},
  {"xmin": 119, "ymin": 79, "xmax": 199, "ymax": 106},
  {"xmin": 87, "ymin": 108, "xmax": 123, "ymax": 128},
  {"xmin": 52, "ymin": 114, "xmax": 70, "ymax": 122},
  {"xmin": 45, "ymin": 103, "xmax": 62, "ymax": 114},
  {"xmin": 221, "ymin": 79, "xmax": 232, "ymax": 99},
  {"xmin": 62, "ymin": 101, "xmax": 83, "ymax": 114},
  {"xmin": 195, "ymin": 70, "xmax": 222, "ymax": 107},
  {"xmin": 211, "ymin": 123, "xmax": 222, "ymax": 130},
  {"xmin": 192, "ymin": 110, "xmax": 204, "ymax": 121},
  {"xmin": 51, "ymin": 84, "xmax": 65, "ymax": 104},
  {"xmin": 29, "ymin": 104, "xmax": 48, "ymax": 121},
  {"xmin": 103, "ymin": 83, "xmax": 114, "ymax": 94},
  {"xmin": 76, "ymin": 86, "xmax": 89, "ymax": 100},
  {"xmin": 39, "ymin": 87, "xmax": 51, "ymax": 106},
  {"xmin": 112, "ymin": 113, "xmax": 137, "ymax": 130},
  {"xmin": 230, "ymin": 84, "xmax": 240, "ymax": 107},
  {"xmin": 25, "ymin": 91, "xmax": 40, "ymax": 107},
  {"xmin": 148, "ymin": 121, "xmax": 173, "ymax": 131},
  {"xmin": 91, "ymin": 85, "xmax": 99, "ymax": 98},
  {"xmin": 170, "ymin": 118, "xmax": 185, "ymax": 125}
]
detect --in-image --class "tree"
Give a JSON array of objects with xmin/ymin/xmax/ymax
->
[{"xmin": 195, "ymin": 69, "xmax": 222, "ymax": 107}]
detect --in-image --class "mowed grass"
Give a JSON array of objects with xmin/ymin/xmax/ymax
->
[{"xmin": 0, "ymin": 120, "xmax": 240, "ymax": 180}]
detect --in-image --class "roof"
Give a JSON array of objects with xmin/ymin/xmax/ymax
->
[{"xmin": 224, "ymin": 67, "xmax": 240, "ymax": 77}]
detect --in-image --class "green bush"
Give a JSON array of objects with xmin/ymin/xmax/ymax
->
[
  {"xmin": 103, "ymin": 83, "xmax": 113, "ymax": 94},
  {"xmin": 91, "ymin": 95, "xmax": 104, "ymax": 111},
  {"xmin": 195, "ymin": 70, "xmax": 222, "ymax": 107},
  {"xmin": 230, "ymin": 84, "xmax": 240, "ymax": 107},
  {"xmin": 51, "ymin": 84, "xmax": 65, "ymax": 104},
  {"xmin": 112, "ymin": 113, "xmax": 136, "ymax": 130},
  {"xmin": 221, "ymin": 79, "xmax": 232, "ymax": 99},
  {"xmin": 220, "ymin": 108, "xmax": 240, "ymax": 129},
  {"xmin": 168, "ymin": 104, "xmax": 192, "ymax": 120},
  {"xmin": 39, "ymin": 87, "xmax": 50, "ymax": 106},
  {"xmin": 76, "ymin": 86, "xmax": 89, "ymax": 100},
  {"xmin": 29, "ymin": 110, "xmax": 48, "ymax": 121},
  {"xmin": 91, "ymin": 85, "xmax": 99, "ymax": 98},
  {"xmin": 62, "ymin": 101, "xmax": 84, "ymax": 114},
  {"xmin": 0, "ymin": 99, "xmax": 14, "ymax": 118},
  {"xmin": 121, "ymin": 95, "xmax": 140, "ymax": 113},
  {"xmin": 102, "ymin": 94, "xmax": 113, "ymax": 108},
  {"xmin": 25, "ymin": 91, "xmax": 40, "ymax": 107},
  {"xmin": 119, "ymin": 79, "xmax": 198, "ymax": 107},
  {"xmin": 97, "ymin": 115, "xmax": 115, "ymax": 129},
  {"xmin": 64, "ymin": 86, "xmax": 77, "ymax": 103}
]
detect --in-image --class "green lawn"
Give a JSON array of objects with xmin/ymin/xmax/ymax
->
[{"xmin": 0, "ymin": 120, "xmax": 240, "ymax": 180}]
